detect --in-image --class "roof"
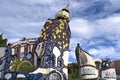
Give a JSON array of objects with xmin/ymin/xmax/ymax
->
[{"xmin": 11, "ymin": 38, "xmax": 38, "ymax": 47}]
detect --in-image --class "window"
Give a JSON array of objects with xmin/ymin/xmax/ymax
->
[
  {"xmin": 20, "ymin": 52, "xmax": 24, "ymax": 59},
  {"xmin": 27, "ymin": 53, "xmax": 32, "ymax": 59}
]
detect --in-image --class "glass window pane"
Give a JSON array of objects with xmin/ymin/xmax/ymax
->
[
  {"xmin": 27, "ymin": 53, "xmax": 32, "ymax": 59},
  {"xmin": 20, "ymin": 52, "xmax": 24, "ymax": 59}
]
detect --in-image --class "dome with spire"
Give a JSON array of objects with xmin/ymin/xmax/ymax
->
[{"xmin": 55, "ymin": 5, "xmax": 70, "ymax": 22}]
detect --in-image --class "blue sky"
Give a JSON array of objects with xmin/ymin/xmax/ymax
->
[{"xmin": 0, "ymin": 0, "xmax": 120, "ymax": 63}]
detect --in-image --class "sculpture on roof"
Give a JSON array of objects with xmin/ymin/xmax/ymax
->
[
  {"xmin": 75, "ymin": 43, "xmax": 100, "ymax": 80},
  {"xmin": 75, "ymin": 43, "xmax": 116, "ymax": 80}
]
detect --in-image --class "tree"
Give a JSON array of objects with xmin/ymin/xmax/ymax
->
[{"xmin": 0, "ymin": 34, "xmax": 7, "ymax": 47}]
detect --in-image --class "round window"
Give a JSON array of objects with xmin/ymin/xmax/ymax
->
[
  {"xmin": 20, "ymin": 52, "xmax": 24, "ymax": 59},
  {"xmin": 27, "ymin": 53, "xmax": 32, "ymax": 59}
]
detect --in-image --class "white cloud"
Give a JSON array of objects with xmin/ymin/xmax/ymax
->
[
  {"xmin": 95, "ymin": 14, "xmax": 120, "ymax": 34},
  {"xmin": 69, "ymin": 14, "xmax": 120, "ymax": 61},
  {"xmin": 24, "ymin": 0, "xmax": 54, "ymax": 4},
  {"xmin": 88, "ymin": 40, "xmax": 104, "ymax": 46},
  {"xmin": 88, "ymin": 46, "xmax": 120, "ymax": 60},
  {"xmin": 70, "ymin": 18, "xmax": 95, "ymax": 39},
  {"xmin": 70, "ymin": 14, "xmax": 120, "ymax": 40},
  {"xmin": 109, "ymin": 0, "xmax": 120, "ymax": 6},
  {"xmin": 8, "ymin": 38, "xmax": 21, "ymax": 43},
  {"xmin": 89, "ymin": 49, "xmax": 99, "ymax": 55},
  {"xmin": 0, "ymin": 16, "xmax": 42, "ymax": 39},
  {"xmin": 70, "ymin": 1, "xmax": 87, "ymax": 9}
]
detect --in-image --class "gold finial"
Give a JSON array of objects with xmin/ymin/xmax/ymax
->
[
  {"xmin": 62, "ymin": 4, "xmax": 69, "ymax": 12},
  {"xmin": 55, "ymin": 4, "xmax": 70, "ymax": 22}
]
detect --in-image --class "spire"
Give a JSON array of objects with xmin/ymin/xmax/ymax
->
[
  {"xmin": 55, "ymin": 5, "xmax": 70, "ymax": 22},
  {"xmin": 62, "ymin": 4, "xmax": 69, "ymax": 12}
]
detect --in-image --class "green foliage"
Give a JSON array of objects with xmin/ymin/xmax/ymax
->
[
  {"xmin": 0, "ymin": 34, "xmax": 7, "ymax": 47},
  {"xmin": 10, "ymin": 59, "xmax": 36, "ymax": 72},
  {"xmin": 68, "ymin": 63, "xmax": 82, "ymax": 80},
  {"xmin": 10, "ymin": 59, "xmax": 22, "ymax": 72}
]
